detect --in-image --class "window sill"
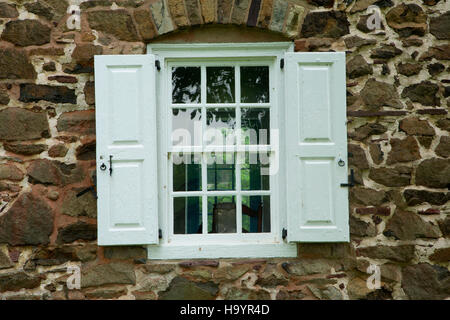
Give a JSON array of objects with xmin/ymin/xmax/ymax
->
[{"xmin": 147, "ymin": 242, "xmax": 297, "ymax": 260}]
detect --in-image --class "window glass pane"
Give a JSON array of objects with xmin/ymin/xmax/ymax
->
[
  {"xmin": 172, "ymin": 108, "xmax": 202, "ymax": 146},
  {"xmin": 207, "ymin": 67, "xmax": 235, "ymax": 103},
  {"xmin": 242, "ymin": 195, "xmax": 270, "ymax": 233},
  {"xmin": 241, "ymin": 108, "xmax": 270, "ymax": 145},
  {"xmin": 173, "ymin": 197, "xmax": 202, "ymax": 234},
  {"xmin": 207, "ymin": 153, "xmax": 235, "ymax": 191},
  {"xmin": 208, "ymin": 196, "xmax": 236, "ymax": 233},
  {"xmin": 172, "ymin": 67, "xmax": 201, "ymax": 104},
  {"xmin": 206, "ymin": 108, "xmax": 236, "ymax": 146},
  {"xmin": 240, "ymin": 66, "xmax": 269, "ymax": 103},
  {"xmin": 241, "ymin": 153, "xmax": 270, "ymax": 191},
  {"xmin": 173, "ymin": 154, "xmax": 202, "ymax": 192}
]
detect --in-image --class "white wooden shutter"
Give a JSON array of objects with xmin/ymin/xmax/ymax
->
[
  {"xmin": 95, "ymin": 55, "xmax": 158, "ymax": 245},
  {"xmin": 285, "ymin": 52, "xmax": 349, "ymax": 242}
]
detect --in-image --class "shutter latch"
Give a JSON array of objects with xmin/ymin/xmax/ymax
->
[
  {"xmin": 155, "ymin": 60, "xmax": 161, "ymax": 71},
  {"xmin": 280, "ymin": 58, "xmax": 284, "ymax": 69},
  {"xmin": 282, "ymin": 228, "xmax": 287, "ymax": 240},
  {"xmin": 158, "ymin": 229, "xmax": 162, "ymax": 239},
  {"xmin": 340, "ymin": 169, "xmax": 355, "ymax": 188}
]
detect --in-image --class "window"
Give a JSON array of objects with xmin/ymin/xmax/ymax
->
[{"xmin": 94, "ymin": 43, "xmax": 349, "ymax": 259}]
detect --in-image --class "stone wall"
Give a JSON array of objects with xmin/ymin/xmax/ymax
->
[{"xmin": 0, "ymin": 0, "xmax": 449, "ymax": 300}]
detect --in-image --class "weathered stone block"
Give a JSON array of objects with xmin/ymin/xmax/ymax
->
[
  {"xmin": 0, "ymin": 192, "xmax": 54, "ymax": 246},
  {"xmin": 1, "ymin": 20, "xmax": 51, "ymax": 46},
  {"xmin": 20, "ymin": 84, "xmax": 77, "ymax": 104}
]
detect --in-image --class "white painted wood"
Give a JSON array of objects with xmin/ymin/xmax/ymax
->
[
  {"xmin": 148, "ymin": 243, "xmax": 297, "ymax": 259},
  {"xmin": 95, "ymin": 55, "xmax": 159, "ymax": 245},
  {"xmin": 285, "ymin": 52, "xmax": 349, "ymax": 242}
]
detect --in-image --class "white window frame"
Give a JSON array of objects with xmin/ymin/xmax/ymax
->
[{"xmin": 147, "ymin": 42, "xmax": 297, "ymax": 259}]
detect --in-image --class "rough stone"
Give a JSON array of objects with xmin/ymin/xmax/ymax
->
[
  {"xmin": 387, "ymin": 136, "xmax": 420, "ymax": 164},
  {"xmin": 76, "ymin": 139, "xmax": 96, "ymax": 160},
  {"xmin": 347, "ymin": 277, "xmax": 373, "ymax": 299},
  {"xmin": 27, "ymin": 159, "xmax": 84, "ymax": 186},
  {"xmin": 225, "ymin": 287, "xmax": 271, "ymax": 300},
  {"xmin": 383, "ymin": 210, "xmax": 441, "ymax": 240},
  {"xmin": 20, "ymin": 84, "xmax": 76, "ymax": 104},
  {"xmin": 403, "ymin": 189, "xmax": 449, "ymax": 206},
  {"xmin": 300, "ymin": 11, "xmax": 349, "ymax": 38},
  {"xmin": 385, "ymin": 3, "xmax": 427, "ymax": 37},
  {"xmin": 0, "ymin": 250, "xmax": 13, "ymax": 269},
  {"xmin": 370, "ymin": 44, "xmax": 402, "ymax": 60},
  {"xmin": 436, "ymin": 118, "xmax": 450, "ymax": 132},
  {"xmin": 439, "ymin": 217, "xmax": 450, "ymax": 237},
  {"xmin": 134, "ymin": 7, "xmax": 157, "ymax": 40},
  {"xmin": 356, "ymin": 14, "xmax": 385, "ymax": 33},
  {"xmin": 360, "ymin": 79, "xmax": 402, "ymax": 109},
  {"xmin": 348, "ymin": 144, "xmax": 369, "ymax": 169},
  {"xmin": 344, "ymin": 36, "xmax": 376, "ymax": 49},
  {"xmin": 83, "ymin": 286, "xmax": 127, "ymax": 299},
  {"xmin": 87, "ymin": 10, "xmax": 139, "ymax": 41},
  {"xmin": 159, "ymin": 276, "xmax": 218, "ymax": 300},
  {"xmin": 24, "ymin": 0, "xmax": 69, "ymax": 22},
  {"xmin": 350, "ymin": 216, "xmax": 377, "ymax": 237},
  {"xmin": 401, "ymin": 81, "xmax": 440, "ymax": 106},
  {"xmin": 0, "ymin": 108, "xmax": 49, "ymax": 142},
  {"xmin": 56, "ymin": 222, "xmax": 97, "ymax": 244},
  {"xmin": 0, "ymin": 272, "xmax": 41, "ymax": 292},
  {"xmin": 430, "ymin": 11, "xmax": 450, "ymax": 40},
  {"xmin": 415, "ymin": 158, "xmax": 450, "ymax": 188},
  {"xmin": 0, "ymin": 164, "xmax": 23, "ymax": 181},
  {"xmin": 399, "ymin": 117, "xmax": 435, "ymax": 136},
  {"xmin": 350, "ymin": 187, "xmax": 387, "ymax": 206},
  {"xmin": 81, "ymin": 262, "xmax": 136, "ymax": 288},
  {"xmin": 350, "ymin": 123, "xmax": 387, "ymax": 141},
  {"xmin": 57, "ymin": 111, "xmax": 95, "ymax": 135},
  {"xmin": 369, "ymin": 143, "xmax": 384, "ymax": 165},
  {"xmin": 0, "ymin": 48, "xmax": 36, "ymax": 80},
  {"xmin": 396, "ymin": 62, "xmax": 422, "ymax": 77},
  {"xmin": 48, "ymin": 144, "xmax": 68, "ymax": 158},
  {"xmin": 429, "ymin": 248, "xmax": 450, "ymax": 263},
  {"xmin": 0, "ymin": 192, "xmax": 53, "ymax": 246},
  {"xmin": 84, "ymin": 82, "xmax": 95, "ymax": 105},
  {"xmin": 427, "ymin": 63, "xmax": 445, "ymax": 76},
  {"xmin": 61, "ymin": 189, "xmax": 97, "ymax": 218},
  {"xmin": 150, "ymin": 0, "xmax": 175, "ymax": 34},
  {"xmin": 402, "ymin": 263, "xmax": 450, "ymax": 300},
  {"xmin": 72, "ymin": 44, "xmax": 103, "ymax": 65},
  {"xmin": 347, "ymin": 55, "xmax": 373, "ymax": 79},
  {"xmin": 214, "ymin": 265, "xmax": 250, "ymax": 281},
  {"xmin": 0, "ymin": 88, "xmax": 9, "ymax": 105},
  {"xmin": 419, "ymin": 44, "xmax": 450, "ymax": 61},
  {"xmin": 143, "ymin": 263, "xmax": 176, "ymax": 274},
  {"xmin": 402, "ymin": 37, "xmax": 423, "ymax": 47},
  {"xmin": 356, "ymin": 245, "xmax": 415, "ymax": 262},
  {"xmin": 283, "ymin": 259, "xmax": 340, "ymax": 276},
  {"xmin": 269, "ymin": 0, "xmax": 288, "ymax": 32},
  {"xmin": 435, "ymin": 136, "xmax": 450, "ymax": 158},
  {"xmin": 1, "ymin": 20, "xmax": 51, "ymax": 46},
  {"xmin": 0, "ymin": 2, "xmax": 18, "ymax": 18},
  {"xmin": 104, "ymin": 246, "xmax": 147, "ymax": 260}
]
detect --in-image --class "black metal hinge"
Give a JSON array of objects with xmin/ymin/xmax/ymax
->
[
  {"xmin": 158, "ymin": 229, "xmax": 162, "ymax": 239},
  {"xmin": 340, "ymin": 169, "xmax": 355, "ymax": 188},
  {"xmin": 280, "ymin": 58, "xmax": 284, "ymax": 69},
  {"xmin": 282, "ymin": 228, "xmax": 287, "ymax": 240},
  {"xmin": 155, "ymin": 60, "xmax": 161, "ymax": 71}
]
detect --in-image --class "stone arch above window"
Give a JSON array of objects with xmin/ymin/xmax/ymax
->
[{"xmin": 83, "ymin": 0, "xmax": 307, "ymax": 41}]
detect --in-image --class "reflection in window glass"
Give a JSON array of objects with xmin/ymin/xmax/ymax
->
[
  {"xmin": 242, "ymin": 195, "xmax": 270, "ymax": 233},
  {"xmin": 241, "ymin": 108, "xmax": 270, "ymax": 145},
  {"xmin": 172, "ymin": 67, "xmax": 201, "ymax": 104},
  {"xmin": 206, "ymin": 108, "xmax": 236, "ymax": 146},
  {"xmin": 207, "ymin": 67, "xmax": 235, "ymax": 103},
  {"xmin": 240, "ymin": 66, "xmax": 269, "ymax": 103},
  {"xmin": 174, "ymin": 197, "xmax": 202, "ymax": 234},
  {"xmin": 241, "ymin": 153, "xmax": 270, "ymax": 191},
  {"xmin": 208, "ymin": 196, "xmax": 236, "ymax": 233},
  {"xmin": 172, "ymin": 108, "xmax": 202, "ymax": 146},
  {"xmin": 207, "ymin": 153, "xmax": 235, "ymax": 191},
  {"xmin": 173, "ymin": 154, "xmax": 201, "ymax": 192}
]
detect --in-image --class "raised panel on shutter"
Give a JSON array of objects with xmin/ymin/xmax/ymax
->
[
  {"xmin": 285, "ymin": 52, "xmax": 349, "ymax": 242},
  {"xmin": 95, "ymin": 55, "xmax": 158, "ymax": 245}
]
